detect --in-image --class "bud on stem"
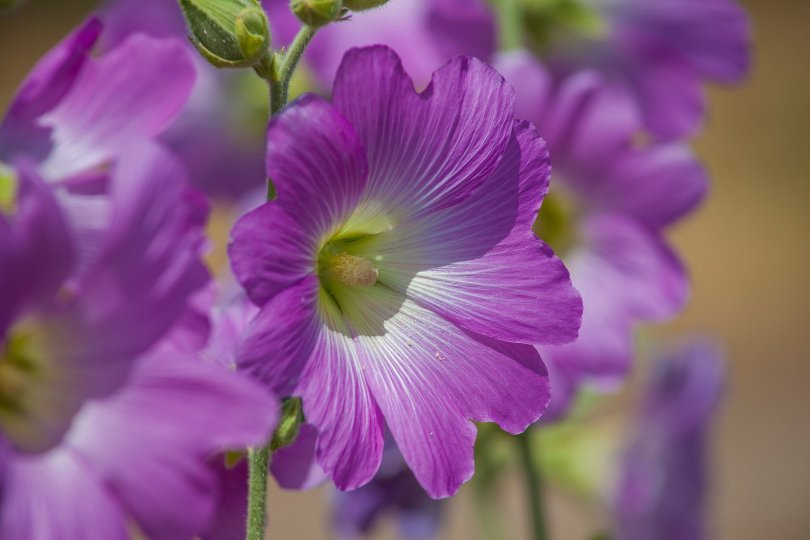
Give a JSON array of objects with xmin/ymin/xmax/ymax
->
[
  {"xmin": 179, "ymin": 0, "xmax": 271, "ymax": 68},
  {"xmin": 270, "ymin": 397, "xmax": 304, "ymax": 451},
  {"xmin": 343, "ymin": 0, "xmax": 388, "ymax": 11},
  {"xmin": 290, "ymin": 0, "xmax": 343, "ymax": 28}
]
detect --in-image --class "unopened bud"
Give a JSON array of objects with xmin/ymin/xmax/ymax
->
[
  {"xmin": 343, "ymin": 0, "xmax": 387, "ymax": 11},
  {"xmin": 270, "ymin": 397, "xmax": 303, "ymax": 451},
  {"xmin": 290, "ymin": 0, "xmax": 342, "ymax": 28},
  {"xmin": 179, "ymin": 0, "xmax": 271, "ymax": 68}
]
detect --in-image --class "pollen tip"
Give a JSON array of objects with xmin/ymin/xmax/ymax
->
[{"xmin": 328, "ymin": 253, "xmax": 378, "ymax": 287}]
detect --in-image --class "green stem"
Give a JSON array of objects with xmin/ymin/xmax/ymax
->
[
  {"xmin": 473, "ymin": 488, "xmax": 505, "ymax": 540},
  {"xmin": 245, "ymin": 23, "xmax": 319, "ymax": 540},
  {"xmin": 272, "ymin": 25, "xmax": 316, "ymax": 112},
  {"xmin": 495, "ymin": 0, "xmax": 523, "ymax": 50},
  {"xmin": 246, "ymin": 445, "xmax": 272, "ymax": 540},
  {"xmin": 516, "ymin": 431, "xmax": 548, "ymax": 540}
]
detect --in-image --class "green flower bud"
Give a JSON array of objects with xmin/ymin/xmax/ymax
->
[
  {"xmin": 290, "ymin": 0, "xmax": 342, "ymax": 28},
  {"xmin": 343, "ymin": 0, "xmax": 387, "ymax": 11},
  {"xmin": 270, "ymin": 397, "xmax": 303, "ymax": 451},
  {"xmin": 179, "ymin": 0, "xmax": 271, "ymax": 69}
]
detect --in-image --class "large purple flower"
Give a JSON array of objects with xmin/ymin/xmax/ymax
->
[
  {"xmin": 495, "ymin": 52, "xmax": 708, "ymax": 418},
  {"xmin": 229, "ymin": 47, "xmax": 582, "ymax": 497},
  {"xmin": 614, "ymin": 341, "xmax": 725, "ymax": 540}
]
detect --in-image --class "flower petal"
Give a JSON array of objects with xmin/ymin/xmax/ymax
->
[
  {"xmin": 333, "ymin": 46, "xmax": 515, "ymax": 219},
  {"xmin": 295, "ymin": 291, "xmax": 386, "ymax": 490},
  {"xmin": 0, "ymin": 162, "xmax": 73, "ymax": 328},
  {"xmin": 237, "ymin": 276, "xmax": 323, "ymax": 396},
  {"xmin": 271, "ymin": 424, "xmax": 328, "ymax": 490},
  {"xmin": 586, "ymin": 143, "xmax": 709, "ymax": 229},
  {"xmin": 359, "ymin": 123, "xmax": 581, "ymax": 344},
  {"xmin": 239, "ymin": 275, "xmax": 386, "ymax": 490},
  {"xmin": 68, "ymin": 141, "xmax": 210, "ymax": 380},
  {"xmin": 541, "ymin": 215, "xmax": 689, "ymax": 389},
  {"xmin": 337, "ymin": 286, "xmax": 550, "ymax": 498},
  {"xmin": 0, "ymin": 18, "xmax": 102, "ymax": 162},
  {"xmin": 67, "ymin": 352, "xmax": 279, "ymax": 540},
  {"xmin": 229, "ymin": 94, "xmax": 368, "ymax": 305},
  {"xmin": 0, "ymin": 448, "xmax": 129, "ymax": 540},
  {"xmin": 38, "ymin": 34, "xmax": 196, "ymax": 178}
]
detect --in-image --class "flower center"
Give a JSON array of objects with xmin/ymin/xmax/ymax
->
[
  {"xmin": 0, "ymin": 163, "xmax": 18, "ymax": 213},
  {"xmin": 533, "ymin": 191, "xmax": 578, "ymax": 256},
  {"xmin": 322, "ymin": 252, "xmax": 378, "ymax": 288},
  {"xmin": 0, "ymin": 330, "xmax": 39, "ymax": 416}
]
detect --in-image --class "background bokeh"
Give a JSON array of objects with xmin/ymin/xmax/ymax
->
[{"xmin": 1, "ymin": 1, "xmax": 807, "ymax": 539}]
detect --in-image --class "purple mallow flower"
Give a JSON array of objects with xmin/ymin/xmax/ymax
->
[
  {"xmin": 495, "ymin": 52, "xmax": 708, "ymax": 418},
  {"xmin": 333, "ymin": 439, "xmax": 442, "ymax": 539},
  {"xmin": 229, "ymin": 46, "xmax": 582, "ymax": 498},
  {"xmin": 614, "ymin": 341, "xmax": 725, "ymax": 540}
]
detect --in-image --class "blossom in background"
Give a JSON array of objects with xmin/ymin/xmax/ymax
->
[
  {"xmin": 495, "ymin": 52, "xmax": 708, "ymax": 419},
  {"xmin": 296, "ymin": 0, "xmax": 750, "ymax": 138},
  {"xmin": 1, "ymin": 324, "xmax": 278, "ymax": 540},
  {"xmin": 0, "ymin": 145, "xmax": 277, "ymax": 539},
  {"xmin": 540, "ymin": 0, "xmax": 751, "ymax": 138},
  {"xmin": 333, "ymin": 439, "xmax": 441, "ymax": 540},
  {"xmin": 614, "ymin": 341, "xmax": 726, "ymax": 540},
  {"xmin": 230, "ymin": 46, "xmax": 582, "ymax": 498},
  {"xmin": 98, "ymin": 0, "xmax": 300, "ymax": 199},
  {"xmin": 0, "ymin": 21, "xmax": 283, "ymax": 538},
  {"xmin": 0, "ymin": 18, "xmax": 195, "ymax": 183}
]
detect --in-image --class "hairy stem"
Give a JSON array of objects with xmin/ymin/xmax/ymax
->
[
  {"xmin": 516, "ymin": 431, "xmax": 548, "ymax": 540},
  {"xmin": 246, "ymin": 445, "xmax": 272, "ymax": 540},
  {"xmin": 272, "ymin": 25, "xmax": 316, "ymax": 111}
]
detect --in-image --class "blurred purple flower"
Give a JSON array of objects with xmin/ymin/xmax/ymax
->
[
  {"xmin": 298, "ymin": 0, "xmax": 495, "ymax": 89},
  {"xmin": 0, "ymin": 142, "xmax": 208, "ymax": 453},
  {"xmin": 0, "ymin": 331, "xmax": 278, "ymax": 540},
  {"xmin": 0, "ymin": 18, "xmax": 195, "ymax": 181},
  {"xmin": 333, "ymin": 440, "xmax": 442, "ymax": 539},
  {"xmin": 0, "ymin": 145, "xmax": 277, "ymax": 538},
  {"xmin": 98, "ymin": 0, "xmax": 299, "ymax": 199},
  {"xmin": 495, "ymin": 52, "xmax": 708, "ymax": 419},
  {"xmin": 297, "ymin": 0, "xmax": 749, "ymax": 138},
  {"xmin": 614, "ymin": 340, "xmax": 726, "ymax": 540},
  {"xmin": 545, "ymin": 0, "xmax": 751, "ymax": 139},
  {"xmin": 229, "ymin": 46, "xmax": 582, "ymax": 498}
]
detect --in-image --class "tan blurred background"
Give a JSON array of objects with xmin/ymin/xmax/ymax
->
[{"xmin": 1, "ymin": 1, "xmax": 808, "ymax": 539}]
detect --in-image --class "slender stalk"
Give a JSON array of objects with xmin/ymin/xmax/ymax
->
[
  {"xmin": 473, "ymin": 488, "xmax": 505, "ymax": 540},
  {"xmin": 495, "ymin": 0, "xmax": 523, "ymax": 50},
  {"xmin": 244, "ymin": 23, "xmax": 320, "ymax": 540},
  {"xmin": 273, "ymin": 25, "xmax": 316, "ymax": 110},
  {"xmin": 516, "ymin": 431, "xmax": 548, "ymax": 540},
  {"xmin": 246, "ymin": 445, "xmax": 272, "ymax": 540}
]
